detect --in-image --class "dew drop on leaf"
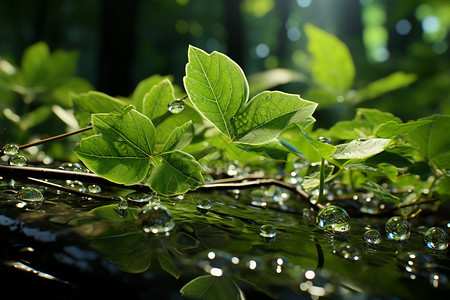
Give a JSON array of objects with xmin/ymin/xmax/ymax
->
[
  {"xmin": 2, "ymin": 144, "xmax": 19, "ymax": 156},
  {"xmin": 17, "ymin": 187, "xmax": 43, "ymax": 202},
  {"xmin": 424, "ymin": 227, "xmax": 449, "ymax": 250},
  {"xmin": 318, "ymin": 136, "xmax": 332, "ymax": 144},
  {"xmin": 168, "ymin": 99, "xmax": 185, "ymax": 114},
  {"xmin": 126, "ymin": 191, "xmax": 154, "ymax": 203},
  {"xmin": 316, "ymin": 205, "xmax": 351, "ymax": 232},
  {"xmin": 8, "ymin": 155, "xmax": 27, "ymax": 166},
  {"xmin": 385, "ymin": 216, "xmax": 411, "ymax": 241},
  {"xmin": 117, "ymin": 197, "xmax": 128, "ymax": 218}
]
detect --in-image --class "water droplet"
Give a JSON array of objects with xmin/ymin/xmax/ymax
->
[
  {"xmin": 137, "ymin": 203, "xmax": 175, "ymax": 234},
  {"xmin": 385, "ymin": 216, "xmax": 411, "ymax": 241},
  {"xmin": 260, "ymin": 225, "xmax": 277, "ymax": 238},
  {"xmin": 126, "ymin": 191, "xmax": 154, "ymax": 203},
  {"xmin": 332, "ymin": 244, "xmax": 361, "ymax": 261},
  {"xmin": 363, "ymin": 229, "xmax": 382, "ymax": 245},
  {"xmin": 430, "ymin": 272, "xmax": 448, "ymax": 288},
  {"xmin": 316, "ymin": 205, "xmax": 351, "ymax": 232},
  {"xmin": 424, "ymin": 227, "xmax": 449, "ymax": 250},
  {"xmin": 65, "ymin": 180, "xmax": 86, "ymax": 192},
  {"xmin": 8, "ymin": 155, "xmax": 27, "ymax": 166},
  {"xmin": 168, "ymin": 99, "xmax": 185, "ymax": 114},
  {"xmin": 318, "ymin": 136, "xmax": 332, "ymax": 144},
  {"xmin": 117, "ymin": 197, "xmax": 128, "ymax": 218},
  {"xmin": 196, "ymin": 199, "xmax": 211, "ymax": 213},
  {"xmin": 2, "ymin": 144, "xmax": 19, "ymax": 156},
  {"xmin": 17, "ymin": 187, "xmax": 43, "ymax": 202},
  {"xmin": 87, "ymin": 184, "xmax": 102, "ymax": 194}
]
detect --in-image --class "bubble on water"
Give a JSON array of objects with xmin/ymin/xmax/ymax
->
[
  {"xmin": 316, "ymin": 205, "xmax": 351, "ymax": 232},
  {"xmin": 318, "ymin": 136, "xmax": 332, "ymax": 144},
  {"xmin": 168, "ymin": 99, "xmax": 185, "ymax": 114},
  {"xmin": 87, "ymin": 184, "xmax": 101, "ymax": 194},
  {"xmin": 8, "ymin": 155, "xmax": 27, "ymax": 166},
  {"xmin": 126, "ymin": 191, "xmax": 154, "ymax": 203},
  {"xmin": 196, "ymin": 199, "xmax": 212, "ymax": 213},
  {"xmin": 17, "ymin": 187, "xmax": 43, "ymax": 202},
  {"xmin": 260, "ymin": 225, "xmax": 277, "ymax": 238},
  {"xmin": 2, "ymin": 144, "xmax": 19, "ymax": 156},
  {"xmin": 424, "ymin": 227, "xmax": 449, "ymax": 251},
  {"xmin": 65, "ymin": 180, "xmax": 86, "ymax": 192},
  {"xmin": 332, "ymin": 244, "xmax": 361, "ymax": 261},
  {"xmin": 117, "ymin": 197, "xmax": 128, "ymax": 218},
  {"xmin": 385, "ymin": 216, "xmax": 411, "ymax": 241},
  {"xmin": 363, "ymin": 229, "xmax": 382, "ymax": 245},
  {"xmin": 137, "ymin": 203, "xmax": 175, "ymax": 234}
]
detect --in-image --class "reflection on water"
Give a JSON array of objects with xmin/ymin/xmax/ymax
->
[{"xmin": 0, "ymin": 178, "xmax": 449, "ymax": 299}]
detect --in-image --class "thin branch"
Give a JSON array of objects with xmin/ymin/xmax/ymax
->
[
  {"xmin": 26, "ymin": 177, "xmax": 115, "ymax": 201},
  {"xmin": 0, "ymin": 126, "xmax": 93, "ymax": 157}
]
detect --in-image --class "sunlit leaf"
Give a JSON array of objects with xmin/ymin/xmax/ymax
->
[{"xmin": 180, "ymin": 275, "xmax": 245, "ymax": 300}]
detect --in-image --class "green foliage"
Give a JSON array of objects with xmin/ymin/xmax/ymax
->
[{"xmin": 181, "ymin": 276, "xmax": 245, "ymax": 300}]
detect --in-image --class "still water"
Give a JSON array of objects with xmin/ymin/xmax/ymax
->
[{"xmin": 1, "ymin": 178, "xmax": 449, "ymax": 299}]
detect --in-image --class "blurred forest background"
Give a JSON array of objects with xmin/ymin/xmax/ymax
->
[{"xmin": 0, "ymin": 0, "xmax": 449, "ymax": 129}]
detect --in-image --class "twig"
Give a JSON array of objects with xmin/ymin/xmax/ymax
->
[
  {"xmin": 0, "ymin": 126, "xmax": 93, "ymax": 157},
  {"xmin": 26, "ymin": 177, "xmax": 115, "ymax": 201}
]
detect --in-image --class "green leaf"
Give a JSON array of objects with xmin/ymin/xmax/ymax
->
[
  {"xmin": 302, "ymin": 164, "xmax": 335, "ymax": 190},
  {"xmin": 406, "ymin": 115, "xmax": 450, "ymax": 169},
  {"xmin": 248, "ymin": 68, "xmax": 308, "ymax": 96},
  {"xmin": 232, "ymin": 91, "xmax": 317, "ymax": 144},
  {"xmin": 142, "ymin": 78, "xmax": 175, "ymax": 120},
  {"xmin": 375, "ymin": 120, "xmax": 432, "ymax": 139},
  {"xmin": 297, "ymin": 126, "xmax": 336, "ymax": 159},
  {"xmin": 354, "ymin": 72, "xmax": 417, "ymax": 103},
  {"xmin": 184, "ymin": 45, "xmax": 248, "ymax": 139},
  {"xmin": 180, "ymin": 275, "xmax": 245, "ymax": 300},
  {"xmin": 72, "ymin": 91, "xmax": 126, "ymax": 128},
  {"xmin": 89, "ymin": 204, "xmax": 139, "ymax": 223},
  {"xmin": 73, "ymin": 109, "xmax": 156, "ymax": 185},
  {"xmin": 362, "ymin": 181, "xmax": 400, "ymax": 204},
  {"xmin": 331, "ymin": 139, "xmax": 391, "ymax": 160},
  {"xmin": 305, "ymin": 23, "xmax": 355, "ymax": 91},
  {"xmin": 237, "ymin": 137, "xmax": 301, "ymax": 160},
  {"xmin": 132, "ymin": 74, "xmax": 170, "ymax": 111},
  {"xmin": 357, "ymin": 108, "xmax": 402, "ymax": 127},
  {"xmin": 21, "ymin": 42, "xmax": 50, "ymax": 85},
  {"xmin": 327, "ymin": 119, "xmax": 373, "ymax": 140},
  {"xmin": 148, "ymin": 150, "xmax": 204, "ymax": 196},
  {"xmin": 162, "ymin": 120, "xmax": 194, "ymax": 153}
]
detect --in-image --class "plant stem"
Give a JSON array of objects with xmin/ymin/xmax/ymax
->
[
  {"xmin": 0, "ymin": 126, "xmax": 93, "ymax": 157},
  {"xmin": 317, "ymin": 157, "xmax": 326, "ymax": 204}
]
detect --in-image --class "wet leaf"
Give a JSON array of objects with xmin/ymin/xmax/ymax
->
[
  {"xmin": 162, "ymin": 120, "xmax": 194, "ymax": 153},
  {"xmin": 331, "ymin": 139, "xmax": 391, "ymax": 160}
]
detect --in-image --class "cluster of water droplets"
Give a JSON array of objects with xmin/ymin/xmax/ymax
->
[{"xmin": 2, "ymin": 144, "xmax": 28, "ymax": 166}]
